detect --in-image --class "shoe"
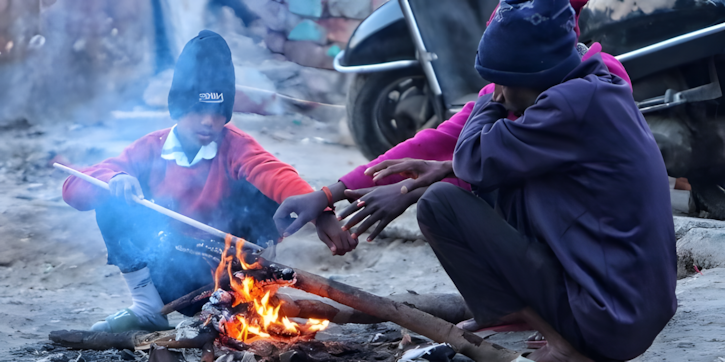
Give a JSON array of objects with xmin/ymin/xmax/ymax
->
[
  {"xmin": 525, "ymin": 331, "xmax": 547, "ymax": 349},
  {"xmin": 399, "ymin": 343, "xmax": 456, "ymax": 362},
  {"xmin": 90, "ymin": 308, "xmax": 170, "ymax": 332}
]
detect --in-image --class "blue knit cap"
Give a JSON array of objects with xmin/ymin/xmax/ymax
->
[
  {"xmin": 168, "ymin": 30, "xmax": 236, "ymax": 123},
  {"xmin": 475, "ymin": 0, "xmax": 581, "ymax": 89}
]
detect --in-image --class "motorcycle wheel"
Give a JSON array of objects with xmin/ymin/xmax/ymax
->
[{"xmin": 346, "ymin": 68, "xmax": 434, "ymax": 160}]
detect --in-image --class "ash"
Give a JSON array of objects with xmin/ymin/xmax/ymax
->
[{"xmin": 8, "ymin": 322, "xmax": 479, "ymax": 362}]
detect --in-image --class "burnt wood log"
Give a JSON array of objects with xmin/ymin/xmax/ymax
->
[
  {"xmin": 277, "ymin": 292, "xmax": 472, "ymax": 325},
  {"xmin": 49, "ymin": 328, "xmax": 217, "ymax": 351},
  {"xmin": 285, "ymin": 264, "xmax": 520, "ymax": 362},
  {"xmin": 49, "ymin": 330, "xmax": 143, "ymax": 350}
]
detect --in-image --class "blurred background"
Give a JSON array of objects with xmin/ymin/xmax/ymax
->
[{"xmin": 0, "ymin": 0, "xmax": 390, "ymax": 128}]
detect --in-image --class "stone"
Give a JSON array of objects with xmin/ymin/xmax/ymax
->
[
  {"xmin": 256, "ymin": 59, "xmax": 301, "ymax": 83},
  {"xmin": 234, "ymin": 67, "xmax": 284, "ymax": 115},
  {"xmin": 327, "ymin": 0, "xmax": 372, "ymax": 19},
  {"xmin": 284, "ymin": 12, "xmax": 303, "ymax": 34},
  {"xmin": 265, "ymin": 31, "xmax": 287, "ymax": 54},
  {"xmin": 288, "ymin": 0, "xmax": 323, "ymax": 19},
  {"xmin": 327, "ymin": 44, "xmax": 341, "ymax": 57},
  {"xmin": 298, "ymin": 66, "xmax": 348, "ymax": 104},
  {"xmin": 287, "ymin": 19, "xmax": 327, "ymax": 45},
  {"xmin": 674, "ymin": 216, "xmax": 725, "ymax": 278},
  {"xmin": 318, "ymin": 17, "xmax": 361, "ymax": 44},
  {"xmin": 283, "ymin": 40, "xmax": 334, "ymax": 69},
  {"xmin": 120, "ymin": 350, "xmax": 136, "ymax": 361},
  {"xmin": 242, "ymin": 0, "xmax": 288, "ymax": 32}
]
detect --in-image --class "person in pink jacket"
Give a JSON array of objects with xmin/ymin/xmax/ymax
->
[{"xmin": 273, "ymin": 3, "xmax": 633, "ymax": 257}]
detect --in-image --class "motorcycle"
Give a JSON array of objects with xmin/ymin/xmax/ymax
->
[{"xmin": 334, "ymin": 0, "xmax": 725, "ymax": 219}]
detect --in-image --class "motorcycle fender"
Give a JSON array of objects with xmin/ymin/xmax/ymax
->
[{"xmin": 339, "ymin": 0, "xmax": 416, "ymax": 67}]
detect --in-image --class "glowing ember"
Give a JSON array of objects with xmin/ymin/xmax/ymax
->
[{"xmin": 205, "ymin": 235, "xmax": 329, "ymax": 343}]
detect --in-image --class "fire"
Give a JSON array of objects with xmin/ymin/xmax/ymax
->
[{"xmin": 210, "ymin": 235, "xmax": 329, "ymax": 343}]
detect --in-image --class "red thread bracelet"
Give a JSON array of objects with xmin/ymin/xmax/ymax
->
[{"xmin": 321, "ymin": 186, "xmax": 335, "ymax": 210}]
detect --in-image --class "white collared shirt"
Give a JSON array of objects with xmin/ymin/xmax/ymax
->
[{"xmin": 161, "ymin": 125, "xmax": 218, "ymax": 167}]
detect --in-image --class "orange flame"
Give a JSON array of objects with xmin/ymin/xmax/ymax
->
[{"xmin": 213, "ymin": 234, "xmax": 329, "ymax": 343}]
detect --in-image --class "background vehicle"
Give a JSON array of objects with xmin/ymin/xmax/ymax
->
[{"xmin": 335, "ymin": 0, "xmax": 725, "ymax": 219}]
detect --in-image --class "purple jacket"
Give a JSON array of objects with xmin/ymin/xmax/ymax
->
[{"xmin": 454, "ymin": 54, "xmax": 676, "ymax": 360}]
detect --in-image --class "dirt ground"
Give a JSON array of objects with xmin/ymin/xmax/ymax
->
[{"xmin": 1, "ymin": 112, "xmax": 725, "ymax": 361}]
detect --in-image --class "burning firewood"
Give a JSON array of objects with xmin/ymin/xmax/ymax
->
[
  {"xmin": 51, "ymin": 237, "xmax": 518, "ymax": 361},
  {"xmin": 163, "ymin": 235, "xmax": 520, "ymax": 362}
]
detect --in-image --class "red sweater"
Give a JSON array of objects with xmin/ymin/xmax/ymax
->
[{"xmin": 63, "ymin": 124, "xmax": 313, "ymax": 232}]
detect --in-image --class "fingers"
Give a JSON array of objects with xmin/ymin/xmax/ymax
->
[
  {"xmin": 316, "ymin": 228, "xmax": 338, "ymax": 255},
  {"xmin": 372, "ymin": 162, "xmax": 412, "ymax": 182},
  {"xmin": 332, "ymin": 229, "xmax": 352, "ymax": 255},
  {"xmin": 109, "ymin": 180, "xmax": 122, "ymax": 199},
  {"xmin": 342, "ymin": 205, "xmax": 374, "ymax": 233},
  {"xmin": 316, "ymin": 213, "xmax": 357, "ymax": 255},
  {"xmin": 343, "ymin": 187, "xmax": 373, "ymax": 202},
  {"xmin": 131, "ymin": 179, "xmax": 144, "ymax": 200},
  {"xmin": 123, "ymin": 182, "xmax": 136, "ymax": 205},
  {"xmin": 346, "ymin": 231, "xmax": 358, "ymax": 250},
  {"xmin": 337, "ymin": 197, "xmax": 365, "ymax": 221},
  {"xmin": 367, "ymin": 215, "xmax": 394, "ymax": 241},
  {"xmin": 352, "ymin": 210, "xmax": 383, "ymax": 240},
  {"xmin": 364, "ymin": 159, "xmax": 404, "ymax": 176},
  {"xmin": 272, "ymin": 204, "xmax": 293, "ymax": 236},
  {"xmin": 282, "ymin": 217, "xmax": 307, "ymax": 238}
]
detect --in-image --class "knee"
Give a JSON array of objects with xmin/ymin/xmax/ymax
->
[{"xmin": 417, "ymin": 182, "xmax": 461, "ymax": 227}]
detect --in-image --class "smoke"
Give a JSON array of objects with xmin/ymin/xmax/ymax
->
[
  {"xmin": 0, "ymin": 0, "xmax": 158, "ymax": 127},
  {"xmin": 0, "ymin": 1, "xmax": 343, "ymax": 307}
]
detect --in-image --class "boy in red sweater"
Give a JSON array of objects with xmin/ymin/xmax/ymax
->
[{"xmin": 62, "ymin": 30, "xmax": 348, "ymax": 332}]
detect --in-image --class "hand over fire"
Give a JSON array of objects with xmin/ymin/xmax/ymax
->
[
  {"xmin": 273, "ymin": 191, "xmax": 357, "ymax": 255},
  {"xmin": 364, "ymin": 159, "xmax": 454, "ymax": 194},
  {"xmin": 337, "ymin": 179, "xmax": 425, "ymax": 242},
  {"xmin": 108, "ymin": 174, "xmax": 144, "ymax": 205},
  {"xmin": 315, "ymin": 211, "xmax": 357, "ymax": 256},
  {"xmin": 273, "ymin": 191, "xmax": 328, "ymax": 237}
]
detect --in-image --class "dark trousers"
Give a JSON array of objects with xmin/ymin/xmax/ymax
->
[
  {"xmin": 95, "ymin": 200, "xmax": 226, "ymax": 315},
  {"xmin": 417, "ymin": 183, "xmax": 617, "ymax": 361}
]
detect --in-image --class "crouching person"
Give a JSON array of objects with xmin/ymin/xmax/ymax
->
[
  {"xmin": 62, "ymin": 30, "xmax": 343, "ymax": 332},
  {"xmin": 417, "ymin": 1, "xmax": 677, "ymax": 361}
]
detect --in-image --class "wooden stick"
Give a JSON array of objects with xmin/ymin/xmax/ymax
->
[
  {"xmin": 277, "ymin": 292, "xmax": 472, "ymax": 325},
  {"xmin": 286, "ymin": 265, "xmax": 520, "ymax": 362},
  {"xmin": 49, "ymin": 329, "xmax": 218, "ymax": 351},
  {"xmin": 53, "ymin": 163, "xmax": 263, "ymax": 254}
]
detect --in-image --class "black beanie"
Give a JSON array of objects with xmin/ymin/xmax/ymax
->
[
  {"xmin": 475, "ymin": 0, "xmax": 581, "ymax": 90},
  {"xmin": 168, "ymin": 30, "xmax": 236, "ymax": 122}
]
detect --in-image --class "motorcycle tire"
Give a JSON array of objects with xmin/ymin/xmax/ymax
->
[
  {"xmin": 346, "ymin": 68, "xmax": 431, "ymax": 161},
  {"xmin": 689, "ymin": 183, "xmax": 725, "ymax": 220}
]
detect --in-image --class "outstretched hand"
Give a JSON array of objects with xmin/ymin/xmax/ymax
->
[
  {"xmin": 108, "ymin": 174, "xmax": 144, "ymax": 205},
  {"xmin": 315, "ymin": 211, "xmax": 357, "ymax": 255},
  {"xmin": 364, "ymin": 159, "xmax": 454, "ymax": 194},
  {"xmin": 273, "ymin": 190, "xmax": 328, "ymax": 238},
  {"xmin": 337, "ymin": 180, "xmax": 426, "ymax": 242}
]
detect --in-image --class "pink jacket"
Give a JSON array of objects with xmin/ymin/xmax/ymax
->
[{"xmin": 339, "ymin": 43, "xmax": 632, "ymax": 190}]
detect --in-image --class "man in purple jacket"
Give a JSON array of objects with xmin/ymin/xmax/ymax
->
[{"xmin": 416, "ymin": 0, "xmax": 677, "ymax": 361}]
